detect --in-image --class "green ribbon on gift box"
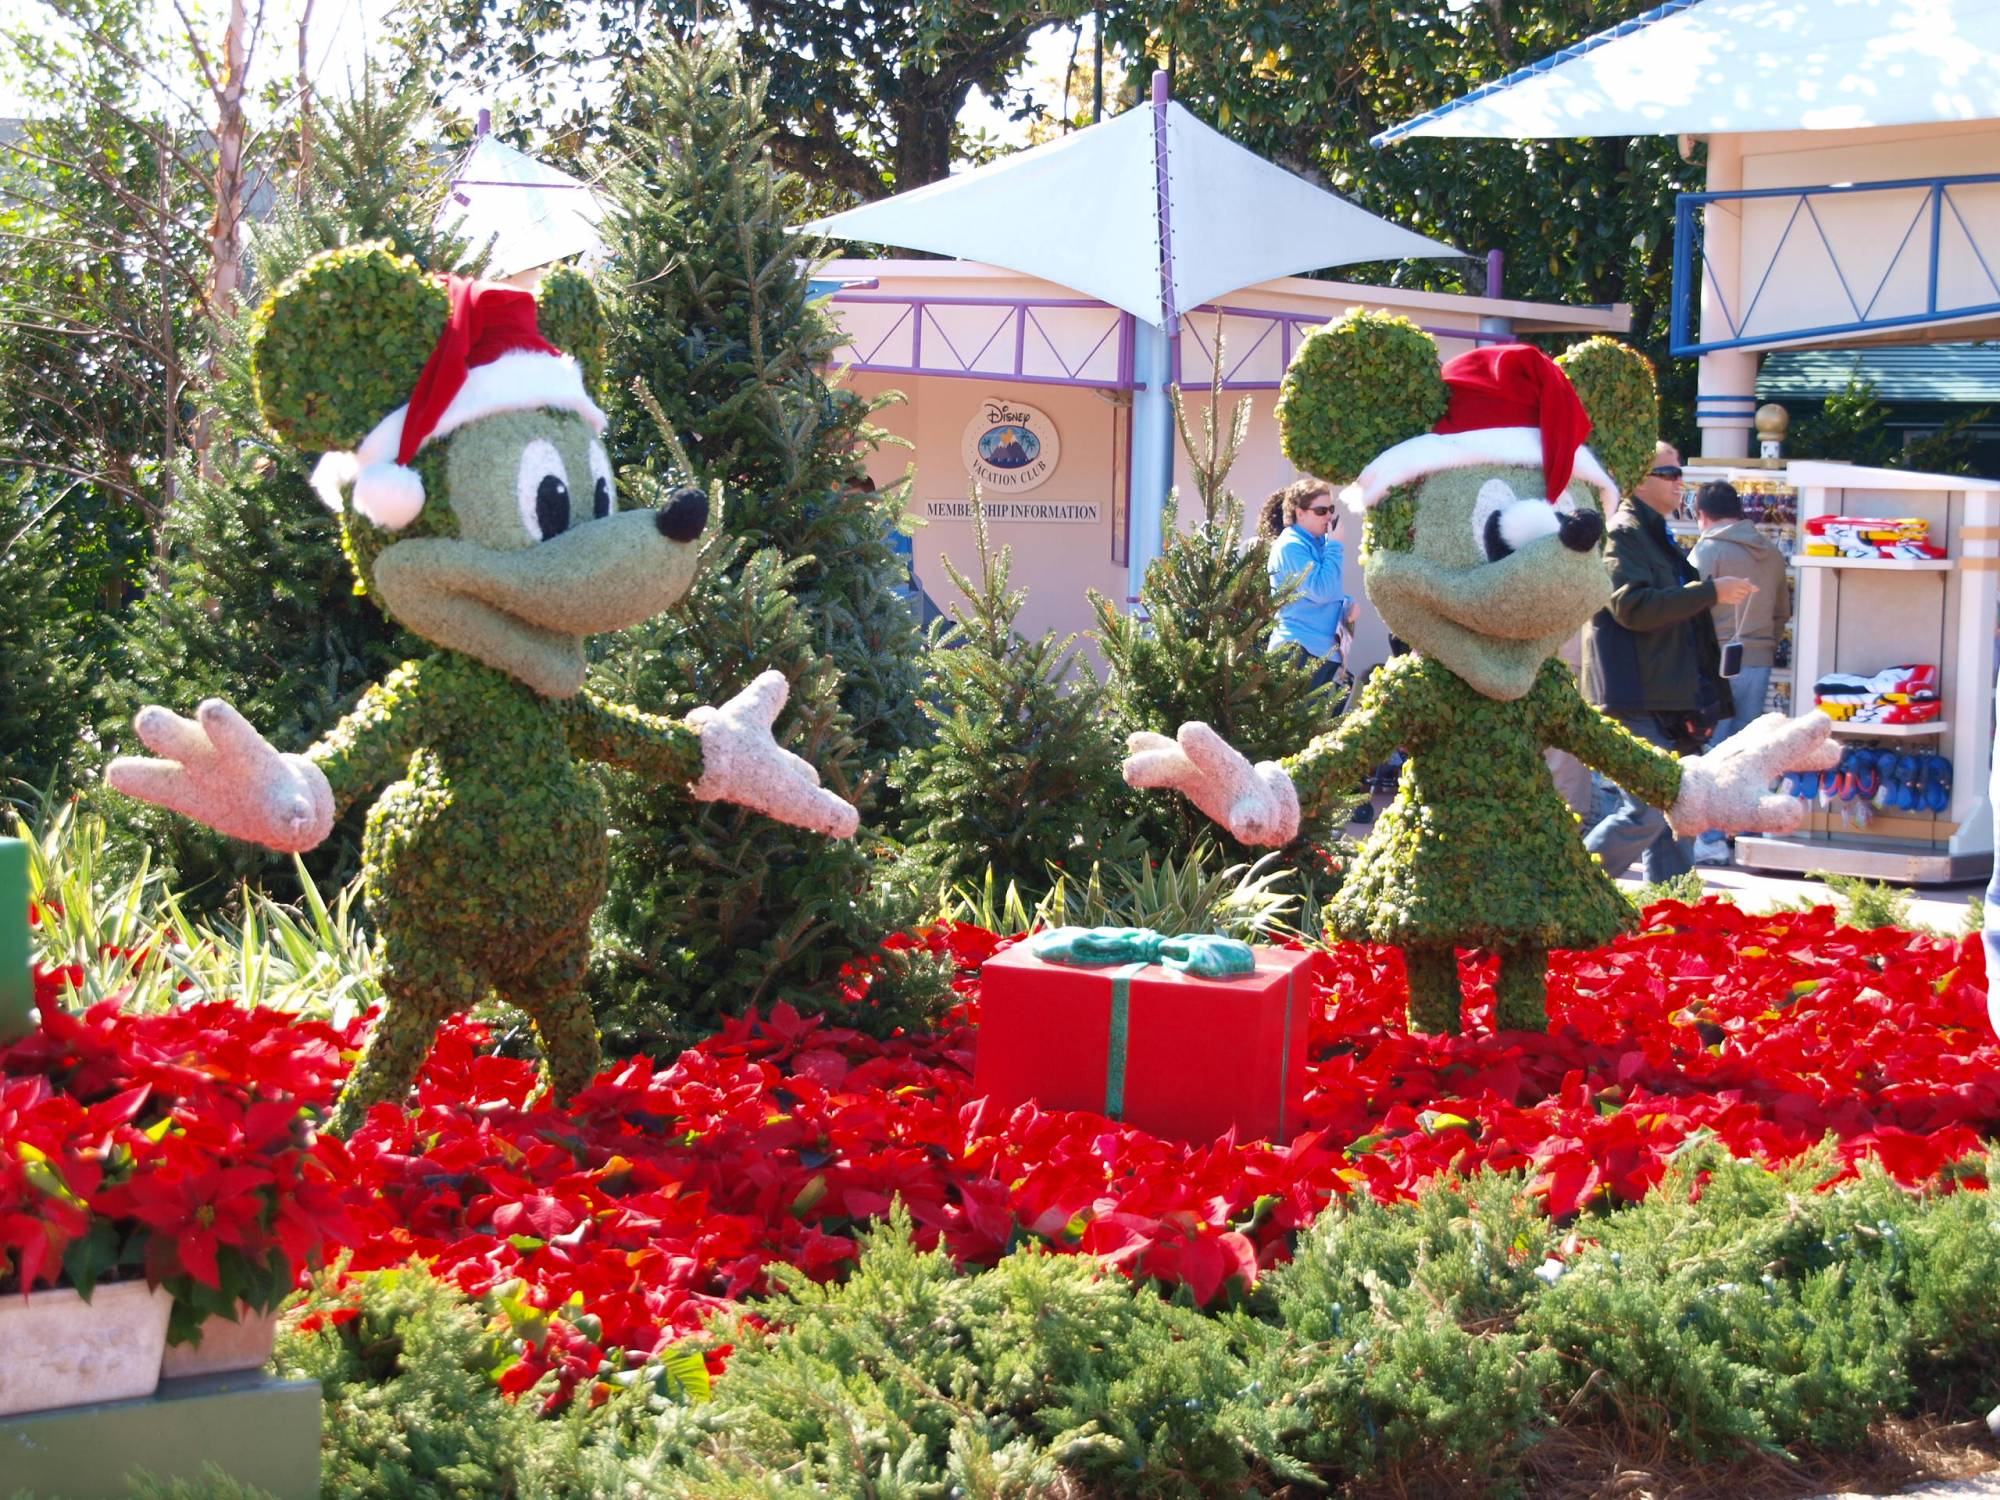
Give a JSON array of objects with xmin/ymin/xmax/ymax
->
[
  {"xmin": 1025, "ymin": 926, "xmax": 1272, "ymax": 1125},
  {"xmin": 1025, "ymin": 925, "xmax": 1256, "ymax": 978}
]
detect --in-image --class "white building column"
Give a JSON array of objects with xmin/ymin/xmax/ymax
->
[
  {"xmin": 1694, "ymin": 133, "xmax": 1757, "ymax": 459},
  {"xmin": 1696, "ymin": 352, "xmax": 1759, "ymax": 460}
]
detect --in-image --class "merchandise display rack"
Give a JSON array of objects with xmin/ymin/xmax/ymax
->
[{"xmin": 1688, "ymin": 460, "xmax": 2000, "ymax": 884}]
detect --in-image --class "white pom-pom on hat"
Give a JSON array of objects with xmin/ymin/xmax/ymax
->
[{"xmin": 351, "ymin": 461, "xmax": 427, "ymax": 530}]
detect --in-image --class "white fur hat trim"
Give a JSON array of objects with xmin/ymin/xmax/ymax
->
[
  {"xmin": 1336, "ymin": 426, "xmax": 1619, "ymax": 514},
  {"xmin": 308, "ymin": 350, "xmax": 606, "ymax": 531}
]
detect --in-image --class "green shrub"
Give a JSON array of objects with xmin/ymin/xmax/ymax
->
[
  {"xmin": 1817, "ymin": 872, "xmax": 1915, "ymax": 930},
  {"xmin": 660, "ymin": 1207, "xmax": 1267, "ymax": 1498},
  {"xmin": 276, "ymin": 1268, "xmax": 540, "ymax": 1498},
  {"xmin": 0, "ymin": 473, "xmax": 99, "ymax": 795}
]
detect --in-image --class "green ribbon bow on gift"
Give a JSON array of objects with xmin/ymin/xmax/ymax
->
[
  {"xmin": 1025, "ymin": 926, "xmax": 1256, "ymax": 979},
  {"xmin": 1024, "ymin": 927, "xmax": 1265, "ymax": 1123}
]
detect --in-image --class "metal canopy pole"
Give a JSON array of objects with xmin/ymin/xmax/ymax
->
[{"xmin": 1126, "ymin": 68, "xmax": 1178, "ymax": 605}]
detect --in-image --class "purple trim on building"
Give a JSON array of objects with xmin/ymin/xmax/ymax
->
[
  {"xmin": 825, "ymin": 292, "xmax": 1508, "ymax": 391},
  {"xmin": 832, "ymin": 292, "xmax": 1110, "ymax": 308}
]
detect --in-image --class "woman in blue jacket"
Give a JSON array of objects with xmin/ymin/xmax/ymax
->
[{"xmin": 1262, "ymin": 477, "xmax": 1358, "ymax": 689}]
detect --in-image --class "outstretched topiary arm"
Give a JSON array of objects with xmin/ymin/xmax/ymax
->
[
  {"xmin": 1281, "ymin": 673, "xmax": 1411, "ymax": 810},
  {"xmin": 306, "ymin": 660, "xmax": 444, "ymax": 817},
  {"xmin": 559, "ymin": 691, "xmax": 706, "ymax": 784},
  {"xmin": 1533, "ymin": 662, "xmax": 1683, "ymax": 809},
  {"xmin": 565, "ymin": 672, "xmax": 857, "ymax": 838}
]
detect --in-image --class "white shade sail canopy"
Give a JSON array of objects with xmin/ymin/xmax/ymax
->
[
  {"xmin": 436, "ymin": 136, "xmax": 607, "ymax": 280},
  {"xmin": 1376, "ymin": 0, "xmax": 2000, "ymax": 144},
  {"xmin": 805, "ymin": 99, "xmax": 1458, "ymax": 329}
]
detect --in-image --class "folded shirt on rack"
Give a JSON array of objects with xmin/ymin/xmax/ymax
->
[
  {"xmin": 1813, "ymin": 664, "xmax": 1939, "ymax": 701},
  {"xmin": 1813, "ymin": 663, "xmax": 1941, "ymax": 723},
  {"xmin": 1802, "ymin": 515, "xmax": 1945, "ymax": 560},
  {"xmin": 1816, "ymin": 699, "xmax": 1943, "ymax": 724}
]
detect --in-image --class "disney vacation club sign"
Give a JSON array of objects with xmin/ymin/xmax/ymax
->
[{"xmin": 961, "ymin": 397, "xmax": 1061, "ymax": 494}]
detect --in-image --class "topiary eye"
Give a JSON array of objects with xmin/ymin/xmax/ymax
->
[
  {"xmin": 588, "ymin": 440, "xmax": 615, "ymax": 520},
  {"xmin": 517, "ymin": 439, "xmax": 572, "ymax": 541}
]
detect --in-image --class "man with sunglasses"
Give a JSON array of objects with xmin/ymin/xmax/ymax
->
[
  {"xmin": 1582, "ymin": 442, "xmax": 1758, "ymax": 881},
  {"xmin": 1265, "ymin": 477, "xmax": 1360, "ymax": 692}
]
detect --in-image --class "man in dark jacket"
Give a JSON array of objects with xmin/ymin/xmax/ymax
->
[{"xmin": 1581, "ymin": 443, "xmax": 1757, "ymax": 881}]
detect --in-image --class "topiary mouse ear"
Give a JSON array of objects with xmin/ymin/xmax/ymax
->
[
  {"xmin": 1556, "ymin": 337, "xmax": 1658, "ymax": 498},
  {"xmin": 534, "ymin": 265, "xmax": 606, "ymax": 401},
  {"xmin": 1277, "ymin": 309, "xmax": 1449, "ymax": 486},
  {"xmin": 248, "ymin": 241, "xmax": 448, "ymax": 455}
]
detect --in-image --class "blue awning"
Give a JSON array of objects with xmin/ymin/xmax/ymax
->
[{"xmin": 1758, "ymin": 344, "xmax": 2000, "ymax": 404}]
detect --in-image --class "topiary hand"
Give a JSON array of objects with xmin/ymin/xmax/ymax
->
[
  {"xmin": 1666, "ymin": 711, "xmax": 1842, "ymax": 838},
  {"xmin": 107, "ymin": 699, "xmax": 334, "ymax": 853},
  {"xmin": 688, "ymin": 670, "xmax": 859, "ymax": 838},
  {"xmin": 1124, "ymin": 722, "xmax": 1301, "ymax": 846}
]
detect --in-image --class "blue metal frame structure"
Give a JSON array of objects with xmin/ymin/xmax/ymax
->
[{"xmin": 1670, "ymin": 172, "xmax": 2000, "ymax": 355}]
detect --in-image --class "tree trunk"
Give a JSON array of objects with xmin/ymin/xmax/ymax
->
[
  {"xmin": 207, "ymin": 0, "xmax": 250, "ymax": 337},
  {"xmin": 295, "ymin": 0, "xmax": 314, "ymax": 201},
  {"xmin": 891, "ymin": 78, "xmax": 965, "ymax": 192}
]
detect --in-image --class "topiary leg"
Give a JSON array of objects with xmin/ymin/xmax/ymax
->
[
  {"xmin": 1494, "ymin": 946, "xmax": 1551, "ymax": 1032},
  {"xmin": 330, "ymin": 954, "xmax": 479, "ymax": 1136},
  {"xmin": 502, "ymin": 939, "xmax": 600, "ymax": 1107},
  {"xmin": 1403, "ymin": 945, "xmax": 1463, "ymax": 1035}
]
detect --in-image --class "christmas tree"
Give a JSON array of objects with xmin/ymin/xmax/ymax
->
[
  {"xmin": 1093, "ymin": 351, "xmax": 1357, "ymax": 869},
  {"xmin": 0, "ymin": 474, "xmax": 99, "ymax": 795},
  {"xmin": 588, "ymin": 521, "xmax": 942, "ymax": 1053},
  {"xmin": 891, "ymin": 491, "xmax": 1138, "ymax": 896},
  {"xmin": 100, "ymin": 74, "xmax": 475, "ymax": 905},
  {"xmin": 597, "ymin": 35, "xmax": 923, "ymax": 771}
]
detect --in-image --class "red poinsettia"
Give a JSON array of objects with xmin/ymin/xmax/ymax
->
[
  {"xmin": 0, "ymin": 987, "xmax": 357, "ymax": 1346},
  {"xmin": 13, "ymin": 904, "xmax": 1995, "ymax": 1412}
]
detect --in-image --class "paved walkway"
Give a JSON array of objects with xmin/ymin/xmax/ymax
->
[{"xmin": 1810, "ymin": 1481, "xmax": 2000, "ymax": 1500}]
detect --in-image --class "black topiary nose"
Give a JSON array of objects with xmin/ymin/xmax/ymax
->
[
  {"xmin": 656, "ymin": 486, "xmax": 709, "ymax": 542},
  {"xmin": 1558, "ymin": 508, "xmax": 1604, "ymax": 553}
]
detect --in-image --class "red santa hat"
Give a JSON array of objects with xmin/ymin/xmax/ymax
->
[
  {"xmin": 308, "ymin": 274, "xmax": 606, "ymax": 529},
  {"xmin": 1337, "ymin": 343, "xmax": 1617, "ymax": 515}
]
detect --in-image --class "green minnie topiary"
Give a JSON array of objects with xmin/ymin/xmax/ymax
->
[
  {"xmin": 108, "ymin": 243, "xmax": 859, "ymax": 1132},
  {"xmin": 1128, "ymin": 309, "xmax": 1839, "ymax": 1033}
]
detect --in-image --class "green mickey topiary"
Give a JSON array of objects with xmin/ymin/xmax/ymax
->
[
  {"xmin": 1555, "ymin": 336, "xmax": 1659, "ymax": 497},
  {"xmin": 1129, "ymin": 327, "xmax": 1839, "ymax": 1036},
  {"xmin": 108, "ymin": 245, "xmax": 865, "ymax": 1133},
  {"xmin": 1276, "ymin": 308, "xmax": 1449, "ymax": 486}
]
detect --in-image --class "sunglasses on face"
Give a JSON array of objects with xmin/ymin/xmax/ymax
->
[
  {"xmin": 1650, "ymin": 466, "xmax": 1684, "ymax": 481},
  {"xmin": 1301, "ymin": 503, "xmax": 1336, "ymax": 516}
]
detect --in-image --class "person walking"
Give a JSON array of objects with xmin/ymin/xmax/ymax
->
[
  {"xmin": 1264, "ymin": 477, "xmax": 1358, "ymax": 691},
  {"xmin": 1581, "ymin": 443, "xmax": 1756, "ymax": 882},
  {"xmin": 1687, "ymin": 479, "xmax": 1792, "ymax": 864}
]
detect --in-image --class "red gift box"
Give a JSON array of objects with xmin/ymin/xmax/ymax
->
[{"xmin": 975, "ymin": 937, "xmax": 1317, "ymax": 1143}]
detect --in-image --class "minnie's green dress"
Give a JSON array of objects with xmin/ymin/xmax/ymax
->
[{"xmin": 1284, "ymin": 653, "xmax": 1685, "ymax": 1030}]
